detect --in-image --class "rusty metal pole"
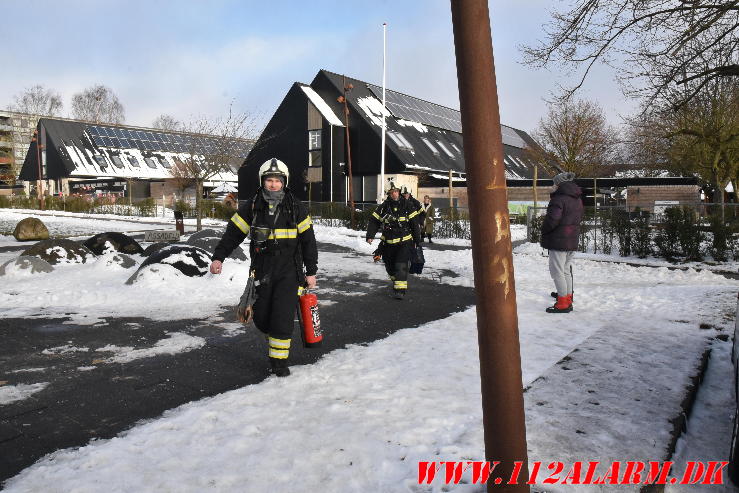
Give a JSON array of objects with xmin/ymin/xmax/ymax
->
[{"xmin": 450, "ymin": 2, "xmax": 529, "ymax": 491}]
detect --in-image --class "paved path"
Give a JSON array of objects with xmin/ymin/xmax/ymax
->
[{"xmin": 0, "ymin": 241, "xmax": 475, "ymax": 483}]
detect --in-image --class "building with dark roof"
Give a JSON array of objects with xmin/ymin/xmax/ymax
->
[
  {"xmin": 18, "ymin": 117, "xmax": 251, "ymax": 201},
  {"xmin": 241, "ymin": 69, "xmax": 545, "ymax": 203}
]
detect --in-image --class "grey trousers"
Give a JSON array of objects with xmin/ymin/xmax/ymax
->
[{"xmin": 549, "ymin": 250, "xmax": 575, "ymax": 296}]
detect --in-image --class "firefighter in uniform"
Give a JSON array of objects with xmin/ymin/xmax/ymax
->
[
  {"xmin": 401, "ymin": 186, "xmax": 424, "ymax": 226},
  {"xmin": 210, "ymin": 158, "xmax": 318, "ymax": 377},
  {"xmin": 366, "ymin": 184, "xmax": 421, "ymax": 300}
]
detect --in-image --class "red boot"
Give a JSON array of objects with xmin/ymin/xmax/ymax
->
[{"xmin": 546, "ymin": 296, "xmax": 573, "ymax": 313}]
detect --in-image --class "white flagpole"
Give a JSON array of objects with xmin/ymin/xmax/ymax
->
[{"xmin": 379, "ymin": 22, "xmax": 387, "ymax": 203}]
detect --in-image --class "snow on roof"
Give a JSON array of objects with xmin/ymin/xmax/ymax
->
[
  {"xmin": 429, "ymin": 173, "xmax": 466, "ymax": 182},
  {"xmin": 356, "ymin": 96, "xmax": 392, "ymax": 128},
  {"xmin": 300, "ymin": 86, "xmax": 344, "ymax": 127},
  {"xmin": 395, "ymin": 119, "xmax": 428, "ymax": 133}
]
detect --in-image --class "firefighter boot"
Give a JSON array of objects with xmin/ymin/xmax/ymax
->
[
  {"xmin": 546, "ymin": 296, "xmax": 573, "ymax": 313},
  {"xmin": 269, "ymin": 357, "xmax": 291, "ymax": 377}
]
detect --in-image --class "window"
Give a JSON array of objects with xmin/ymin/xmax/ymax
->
[
  {"xmin": 111, "ymin": 155, "xmax": 125, "ymax": 169},
  {"xmin": 93, "ymin": 155, "xmax": 109, "ymax": 168},
  {"xmin": 309, "ymin": 150, "xmax": 322, "ymax": 168},
  {"xmin": 144, "ymin": 157, "xmax": 158, "ymax": 169},
  {"xmin": 158, "ymin": 157, "xmax": 171, "ymax": 169},
  {"xmin": 387, "ymin": 131, "xmax": 413, "ymax": 151},
  {"xmin": 308, "ymin": 130, "xmax": 321, "ymax": 150},
  {"xmin": 396, "ymin": 132, "xmax": 414, "ymax": 150},
  {"xmin": 127, "ymin": 156, "xmax": 141, "ymax": 167},
  {"xmin": 421, "ymin": 138, "xmax": 439, "ymax": 155},
  {"xmin": 436, "ymin": 140, "xmax": 455, "ymax": 158},
  {"xmin": 450, "ymin": 143, "xmax": 462, "ymax": 153}
]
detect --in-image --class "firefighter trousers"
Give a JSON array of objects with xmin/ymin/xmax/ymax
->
[
  {"xmin": 382, "ymin": 242, "xmax": 411, "ymax": 291},
  {"xmin": 252, "ymin": 255, "xmax": 300, "ymax": 363}
]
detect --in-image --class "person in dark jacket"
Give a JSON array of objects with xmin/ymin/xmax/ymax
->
[
  {"xmin": 540, "ymin": 172, "xmax": 584, "ymax": 313},
  {"xmin": 210, "ymin": 158, "xmax": 318, "ymax": 376},
  {"xmin": 401, "ymin": 186, "xmax": 424, "ymax": 226},
  {"xmin": 367, "ymin": 184, "xmax": 421, "ymax": 300}
]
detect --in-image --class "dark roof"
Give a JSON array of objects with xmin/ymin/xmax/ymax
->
[
  {"xmin": 19, "ymin": 118, "xmax": 251, "ymax": 181},
  {"xmin": 314, "ymin": 69, "xmax": 543, "ymax": 180}
]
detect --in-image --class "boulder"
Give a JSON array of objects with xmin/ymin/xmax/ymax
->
[
  {"xmin": 142, "ymin": 242, "xmax": 170, "ymax": 257},
  {"xmin": 21, "ymin": 239, "xmax": 95, "ymax": 265},
  {"xmin": 126, "ymin": 245, "xmax": 211, "ymax": 284},
  {"xmin": 83, "ymin": 232, "xmax": 144, "ymax": 256},
  {"xmin": 188, "ymin": 236, "xmax": 247, "ymax": 262},
  {"xmin": 13, "ymin": 217, "xmax": 50, "ymax": 241},
  {"xmin": 0, "ymin": 256, "xmax": 54, "ymax": 276},
  {"xmin": 99, "ymin": 252, "xmax": 137, "ymax": 269},
  {"xmin": 186, "ymin": 229, "xmax": 221, "ymax": 243}
]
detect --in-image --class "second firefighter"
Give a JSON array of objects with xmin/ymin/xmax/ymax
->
[{"xmin": 366, "ymin": 184, "xmax": 421, "ymax": 300}]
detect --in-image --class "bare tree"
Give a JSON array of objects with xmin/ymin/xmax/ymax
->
[
  {"xmin": 152, "ymin": 114, "xmax": 182, "ymax": 131},
  {"xmin": 627, "ymin": 78, "xmax": 739, "ymax": 206},
  {"xmin": 9, "ymin": 85, "xmax": 63, "ymax": 116},
  {"xmin": 522, "ymin": 1, "xmax": 739, "ymax": 109},
  {"xmin": 70, "ymin": 85, "xmax": 125, "ymax": 124},
  {"xmin": 527, "ymin": 99, "xmax": 621, "ymax": 177},
  {"xmin": 178, "ymin": 105, "xmax": 257, "ymax": 230}
]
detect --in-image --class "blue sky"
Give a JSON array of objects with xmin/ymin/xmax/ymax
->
[{"xmin": 3, "ymin": 0, "xmax": 635, "ymax": 133}]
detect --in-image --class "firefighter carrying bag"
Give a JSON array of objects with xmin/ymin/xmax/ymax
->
[{"xmin": 409, "ymin": 245, "xmax": 425, "ymax": 274}]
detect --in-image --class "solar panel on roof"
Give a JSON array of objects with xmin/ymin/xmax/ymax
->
[
  {"xmin": 367, "ymin": 84, "xmax": 463, "ymax": 133},
  {"xmin": 109, "ymin": 137, "xmax": 120, "ymax": 147},
  {"xmin": 92, "ymin": 135, "xmax": 105, "ymax": 146}
]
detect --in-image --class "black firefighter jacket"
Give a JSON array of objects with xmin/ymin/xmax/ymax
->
[
  {"xmin": 366, "ymin": 198, "xmax": 421, "ymax": 246},
  {"xmin": 212, "ymin": 190, "xmax": 318, "ymax": 277}
]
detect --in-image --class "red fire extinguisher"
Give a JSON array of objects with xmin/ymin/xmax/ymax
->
[{"xmin": 298, "ymin": 289, "xmax": 322, "ymax": 347}]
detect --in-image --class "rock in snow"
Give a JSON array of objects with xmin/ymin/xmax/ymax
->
[
  {"xmin": 21, "ymin": 239, "xmax": 95, "ymax": 265},
  {"xmin": 125, "ymin": 245, "xmax": 211, "ymax": 284},
  {"xmin": 0, "ymin": 256, "xmax": 54, "ymax": 276},
  {"xmin": 83, "ymin": 232, "xmax": 144, "ymax": 256}
]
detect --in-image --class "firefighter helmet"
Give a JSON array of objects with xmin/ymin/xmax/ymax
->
[
  {"xmin": 258, "ymin": 158, "xmax": 290, "ymax": 186},
  {"xmin": 385, "ymin": 181, "xmax": 400, "ymax": 195}
]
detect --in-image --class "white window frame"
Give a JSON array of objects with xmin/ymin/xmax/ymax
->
[
  {"xmin": 308, "ymin": 130, "xmax": 321, "ymax": 150},
  {"xmin": 436, "ymin": 140, "xmax": 455, "ymax": 158},
  {"xmin": 387, "ymin": 131, "xmax": 413, "ymax": 151},
  {"xmin": 421, "ymin": 137, "xmax": 439, "ymax": 155}
]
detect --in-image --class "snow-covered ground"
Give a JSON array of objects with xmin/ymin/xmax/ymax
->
[{"xmin": 0, "ymin": 209, "xmax": 737, "ymax": 492}]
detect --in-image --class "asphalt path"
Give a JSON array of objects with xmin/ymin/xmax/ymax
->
[{"xmin": 0, "ymin": 240, "xmax": 476, "ymax": 484}]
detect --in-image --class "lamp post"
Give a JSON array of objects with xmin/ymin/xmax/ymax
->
[
  {"xmin": 338, "ymin": 75, "xmax": 356, "ymax": 229},
  {"xmin": 32, "ymin": 129, "xmax": 45, "ymax": 210}
]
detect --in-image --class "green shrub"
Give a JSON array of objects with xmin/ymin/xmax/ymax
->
[
  {"xmin": 612, "ymin": 209, "xmax": 633, "ymax": 257},
  {"xmin": 136, "ymin": 197, "xmax": 156, "ymax": 217},
  {"xmin": 677, "ymin": 208, "xmax": 703, "ymax": 261},
  {"xmin": 631, "ymin": 211, "xmax": 652, "ymax": 258},
  {"xmin": 707, "ymin": 214, "xmax": 734, "ymax": 262},
  {"xmin": 596, "ymin": 210, "xmax": 615, "ymax": 255}
]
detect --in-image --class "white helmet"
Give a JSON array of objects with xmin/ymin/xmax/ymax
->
[{"xmin": 258, "ymin": 158, "xmax": 290, "ymax": 186}]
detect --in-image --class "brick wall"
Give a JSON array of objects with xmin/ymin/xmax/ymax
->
[
  {"xmin": 626, "ymin": 185, "xmax": 700, "ymax": 212},
  {"xmin": 418, "ymin": 186, "xmax": 469, "ymax": 209}
]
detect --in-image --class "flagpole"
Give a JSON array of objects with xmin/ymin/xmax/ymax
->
[{"xmin": 379, "ymin": 21, "xmax": 387, "ymax": 203}]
